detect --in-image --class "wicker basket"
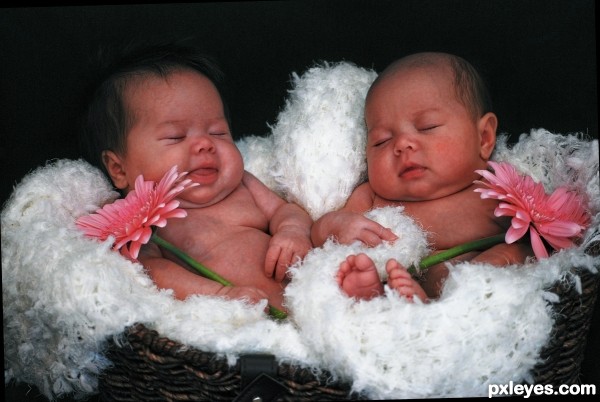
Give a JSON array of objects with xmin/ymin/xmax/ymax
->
[
  {"xmin": 99, "ymin": 324, "xmax": 359, "ymax": 401},
  {"xmin": 529, "ymin": 250, "xmax": 600, "ymax": 385},
  {"xmin": 99, "ymin": 246, "xmax": 599, "ymax": 401}
]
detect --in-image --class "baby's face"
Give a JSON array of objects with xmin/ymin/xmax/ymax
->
[
  {"xmin": 118, "ymin": 69, "xmax": 243, "ymax": 207},
  {"xmin": 364, "ymin": 64, "xmax": 494, "ymax": 202}
]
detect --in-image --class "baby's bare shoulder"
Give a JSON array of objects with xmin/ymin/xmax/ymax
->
[
  {"xmin": 346, "ymin": 182, "xmax": 377, "ymax": 212},
  {"xmin": 183, "ymin": 186, "xmax": 270, "ymax": 232}
]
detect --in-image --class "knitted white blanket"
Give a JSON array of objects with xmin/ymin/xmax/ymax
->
[{"xmin": 3, "ymin": 62, "xmax": 599, "ymax": 400}]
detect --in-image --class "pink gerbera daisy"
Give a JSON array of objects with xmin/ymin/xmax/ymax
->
[
  {"xmin": 474, "ymin": 161, "xmax": 591, "ymax": 259},
  {"xmin": 76, "ymin": 165, "xmax": 198, "ymax": 260}
]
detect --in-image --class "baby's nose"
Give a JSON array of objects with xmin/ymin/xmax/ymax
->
[
  {"xmin": 193, "ymin": 135, "xmax": 216, "ymax": 153},
  {"xmin": 393, "ymin": 134, "xmax": 415, "ymax": 153}
]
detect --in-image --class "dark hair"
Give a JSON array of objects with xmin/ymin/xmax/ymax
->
[
  {"xmin": 79, "ymin": 41, "xmax": 231, "ymax": 178},
  {"xmin": 373, "ymin": 52, "xmax": 493, "ymax": 120},
  {"xmin": 448, "ymin": 55, "xmax": 493, "ymax": 119}
]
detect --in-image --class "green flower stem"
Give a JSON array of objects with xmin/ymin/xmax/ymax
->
[
  {"xmin": 268, "ymin": 305, "xmax": 289, "ymax": 320},
  {"xmin": 407, "ymin": 233, "xmax": 507, "ymax": 276},
  {"xmin": 150, "ymin": 232, "xmax": 288, "ymax": 320}
]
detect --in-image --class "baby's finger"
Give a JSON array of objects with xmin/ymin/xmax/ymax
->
[
  {"xmin": 362, "ymin": 223, "xmax": 397, "ymax": 246},
  {"xmin": 284, "ymin": 254, "xmax": 300, "ymax": 281},
  {"xmin": 371, "ymin": 223, "xmax": 398, "ymax": 242},
  {"xmin": 287, "ymin": 252, "xmax": 302, "ymax": 270},
  {"xmin": 275, "ymin": 248, "xmax": 294, "ymax": 282},
  {"xmin": 360, "ymin": 229, "xmax": 385, "ymax": 247},
  {"xmin": 380, "ymin": 227, "xmax": 398, "ymax": 242},
  {"xmin": 264, "ymin": 245, "xmax": 282, "ymax": 278}
]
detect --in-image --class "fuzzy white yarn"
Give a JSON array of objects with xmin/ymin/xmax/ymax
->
[
  {"xmin": 3, "ymin": 62, "xmax": 599, "ymax": 401},
  {"xmin": 283, "ymin": 130, "xmax": 600, "ymax": 398},
  {"xmin": 2, "ymin": 161, "xmax": 314, "ymax": 399},
  {"xmin": 269, "ymin": 61, "xmax": 377, "ymax": 220},
  {"xmin": 235, "ymin": 134, "xmax": 280, "ymax": 193},
  {"xmin": 285, "ymin": 228, "xmax": 596, "ymax": 398}
]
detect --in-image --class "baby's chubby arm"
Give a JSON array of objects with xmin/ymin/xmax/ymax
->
[
  {"xmin": 420, "ymin": 241, "xmax": 533, "ymax": 299},
  {"xmin": 242, "ymin": 172, "xmax": 313, "ymax": 282},
  {"xmin": 470, "ymin": 240, "xmax": 534, "ymax": 266},
  {"xmin": 311, "ymin": 182, "xmax": 397, "ymax": 247},
  {"xmin": 139, "ymin": 243, "xmax": 269, "ymax": 303}
]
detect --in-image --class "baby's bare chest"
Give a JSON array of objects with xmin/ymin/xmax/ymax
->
[
  {"xmin": 380, "ymin": 193, "xmax": 501, "ymax": 249},
  {"xmin": 160, "ymin": 190, "xmax": 270, "ymax": 255}
]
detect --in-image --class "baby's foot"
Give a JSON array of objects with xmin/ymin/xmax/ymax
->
[
  {"xmin": 385, "ymin": 259, "xmax": 429, "ymax": 302},
  {"xmin": 337, "ymin": 253, "xmax": 384, "ymax": 300}
]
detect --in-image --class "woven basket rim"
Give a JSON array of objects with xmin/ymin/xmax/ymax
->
[{"xmin": 99, "ymin": 262, "xmax": 600, "ymax": 400}]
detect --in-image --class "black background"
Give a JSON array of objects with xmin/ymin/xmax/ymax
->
[
  {"xmin": 2, "ymin": 1, "xmax": 598, "ymax": 400},
  {"xmin": 1, "ymin": 0, "xmax": 598, "ymax": 206}
]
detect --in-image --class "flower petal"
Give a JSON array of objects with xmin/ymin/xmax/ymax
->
[
  {"xmin": 75, "ymin": 165, "xmax": 195, "ymax": 256},
  {"xmin": 473, "ymin": 160, "xmax": 591, "ymax": 258},
  {"xmin": 506, "ymin": 224, "xmax": 529, "ymax": 244},
  {"xmin": 529, "ymin": 229, "xmax": 549, "ymax": 259},
  {"xmin": 537, "ymin": 220, "xmax": 583, "ymax": 238}
]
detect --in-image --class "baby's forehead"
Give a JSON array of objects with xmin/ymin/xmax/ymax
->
[
  {"xmin": 386, "ymin": 60, "xmax": 453, "ymax": 83},
  {"xmin": 368, "ymin": 61, "xmax": 454, "ymax": 101},
  {"xmin": 123, "ymin": 68, "xmax": 214, "ymax": 103},
  {"xmin": 121, "ymin": 71, "xmax": 170, "ymax": 98},
  {"xmin": 126, "ymin": 68, "xmax": 186, "ymax": 88}
]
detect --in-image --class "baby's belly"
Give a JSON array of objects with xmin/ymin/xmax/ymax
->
[
  {"xmin": 184, "ymin": 229, "xmax": 285, "ymax": 306},
  {"xmin": 198, "ymin": 230, "xmax": 268, "ymax": 280}
]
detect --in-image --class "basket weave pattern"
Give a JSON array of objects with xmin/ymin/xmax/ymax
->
[
  {"xmin": 99, "ymin": 248, "xmax": 599, "ymax": 401},
  {"xmin": 100, "ymin": 327, "xmax": 358, "ymax": 401},
  {"xmin": 529, "ymin": 244, "xmax": 600, "ymax": 385}
]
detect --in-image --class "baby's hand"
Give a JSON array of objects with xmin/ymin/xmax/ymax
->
[
  {"xmin": 216, "ymin": 285, "xmax": 269, "ymax": 305},
  {"xmin": 325, "ymin": 211, "xmax": 397, "ymax": 247},
  {"xmin": 265, "ymin": 228, "xmax": 312, "ymax": 282}
]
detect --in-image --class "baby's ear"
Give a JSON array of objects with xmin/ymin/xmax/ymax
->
[
  {"xmin": 478, "ymin": 112, "xmax": 497, "ymax": 160},
  {"xmin": 102, "ymin": 150, "xmax": 129, "ymax": 190}
]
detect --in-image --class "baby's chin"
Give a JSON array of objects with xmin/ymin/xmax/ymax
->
[
  {"xmin": 425, "ymin": 182, "xmax": 482, "ymax": 201},
  {"xmin": 377, "ymin": 186, "xmax": 464, "ymax": 203},
  {"xmin": 176, "ymin": 187, "xmax": 230, "ymax": 209}
]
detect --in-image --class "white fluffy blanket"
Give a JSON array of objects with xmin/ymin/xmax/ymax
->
[{"xmin": 3, "ymin": 62, "xmax": 599, "ymax": 400}]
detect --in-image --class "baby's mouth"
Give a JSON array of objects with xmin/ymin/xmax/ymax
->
[
  {"xmin": 195, "ymin": 167, "xmax": 218, "ymax": 175},
  {"xmin": 189, "ymin": 167, "xmax": 219, "ymax": 184},
  {"xmin": 399, "ymin": 164, "xmax": 426, "ymax": 178}
]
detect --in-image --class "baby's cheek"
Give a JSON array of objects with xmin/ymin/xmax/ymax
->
[{"xmin": 433, "ymin": 141, "xmax": 454, "ymax": 156}]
